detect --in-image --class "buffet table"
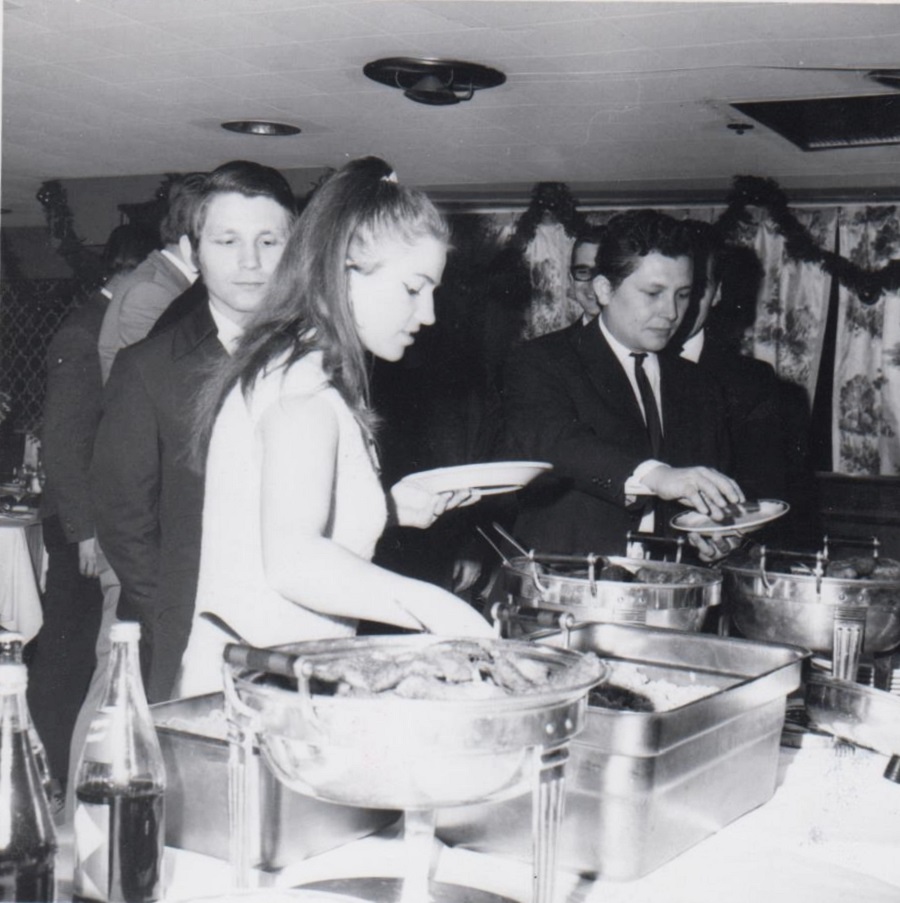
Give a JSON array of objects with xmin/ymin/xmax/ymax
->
[{"xmin": 54, "ymin": 743, "xmax": 900, "ymax": 903}]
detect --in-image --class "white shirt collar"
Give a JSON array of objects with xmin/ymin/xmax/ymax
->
[
  {"xmin": 207, "ymin": 302, "xmax": 244, "ymax": 355},
  {"xmin": 680, "ymin": 329, "xmax": 705, "ymax": 363},
  {"xmin": 597, "ymin": 315, "xmax": 659, "ymax": 375},
  {"xmin": 597, "ymin": 314, "xmax": 662, "ymax": 417},
  {"xmin": 160, "ymin": 248, "xmax": 198, "ymax": 284}
]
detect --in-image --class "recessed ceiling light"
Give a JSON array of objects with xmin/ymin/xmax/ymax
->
[{"xmin": 220, "ymin": 120, "xmax": 301, "ymax": 136}]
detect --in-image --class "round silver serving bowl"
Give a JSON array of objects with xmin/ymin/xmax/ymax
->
[
  {"xmin": 492, "ymin": 554, "xmax": 721, "ymax": 634},
  {"xmin": 722, "ymin": 555, "xmax": 900, "ymax": 657},
  {"xmin": 227, "ymin": 635, "xmax": 605, "ymax": 811}
]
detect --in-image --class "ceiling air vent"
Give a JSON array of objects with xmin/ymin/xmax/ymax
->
[{"xmin": 731, "ymin": 94, "xmax": 900, "ymax": 150}]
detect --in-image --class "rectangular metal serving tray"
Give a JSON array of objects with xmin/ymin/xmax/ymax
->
[
  {"xmin": 151, "ymin": 693, "xmax": 398, "ymax": 870},
  {"xmin": 436, "ymin": 622, "xmax": 807, "ymax": 881}
]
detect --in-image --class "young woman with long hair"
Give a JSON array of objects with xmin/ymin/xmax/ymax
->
[{"xmin": 176, "ymin": 156, "xmax": 491, "ymax": 696}]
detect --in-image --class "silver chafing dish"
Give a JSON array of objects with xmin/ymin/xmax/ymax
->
[
  {"xmin": 722, "ymin": 537, "xmax": 900, "ymax": 681},
  {"xmin": 490, "ymin": 549, "xmax": 721, "ymax": 635},
  {"xmin": 437, "ymin": 622, "xmax": 807, "ymax": 880},
  {"xmin": 222, "ymin": 634, "xmax": 604, "ymax": 903}
]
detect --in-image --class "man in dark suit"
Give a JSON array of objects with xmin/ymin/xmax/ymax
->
[
  {"xmin": 677, "ymin": 223, "xmax": 817, "ymax": 542},
  {"xmin": 29, "ymin": 225, "xmax": 155, "ymax": 803},
  {"xmin": 501, "ymin": 210, "xmax": 743, "ymax": 561},
  {"xmin": 88, "ymin": 160, "xmax": 297, "ymax": 707},
  {"xmin": 678, "ymin": 224, "xmax": 787, "ymax": 503}
]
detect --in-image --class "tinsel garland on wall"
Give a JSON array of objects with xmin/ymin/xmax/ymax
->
[
  {"xmin": 35, "ymin": 179, "xmax": 105, "ymax": 287},
  {"xmin": 507, "ymin": 174, "xmax": 900, "ymax": 305}
]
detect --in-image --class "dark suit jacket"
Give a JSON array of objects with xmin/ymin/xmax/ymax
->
[
  {"xmin": 693, "ymin": 339, "xmax": 787, "ymax": 502},
  {"xmin": 40, "ymin": 291, "xmax": 107, "ymax": 543},
  {"xmin": 150, "ymin": 278, "xmax": 208, "ymax": 337},
  {"xmin": 91, "ymin": 294, "xmax": 226, "ymax": 702},
  {"xmin": 500, "ymin": 321, "xmax": 730, "ymax": 556}
]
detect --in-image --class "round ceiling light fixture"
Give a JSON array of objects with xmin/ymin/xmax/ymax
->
[
  {"xmin": 363, "ymin": 57, "xmax": 506, "ymax": 106},
  {"xmin": 220, "ymin": 120, "xmax": 301, "ymax": 136}
]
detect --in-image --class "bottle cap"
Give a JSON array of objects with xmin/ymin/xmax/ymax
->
[
  {"xmin": 110, "ymin": 621, "xmax": 141, "ymax": 643},
  {"xmin": 0, "ymin": 663, "xmax": 27, "ymax": 692}
]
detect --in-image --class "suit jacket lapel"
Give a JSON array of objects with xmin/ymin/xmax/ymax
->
[
  {"xmin": 171, "ymin": 292, "xmax": 221, "ymax": 362},
  {"xmin": 572, "ymin": 322, "xmax": 647, "ymax": 433}
]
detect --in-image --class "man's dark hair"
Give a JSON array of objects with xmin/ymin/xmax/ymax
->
[
  {"xmin": 593, "ymin": 210, "xmax": 694, "ymax": 289},
  {"xmin": 189, "ymin": 160, "xmax": 297, "ymax": 246},
  {"xmin": 570, "ymin": 224, "xmax": 605, "ymax": 266},
  {"xmin": 102, "ymin": 224, "xmax": 158, "ymax": 275}
]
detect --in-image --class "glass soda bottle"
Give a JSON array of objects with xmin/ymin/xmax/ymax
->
[
  {"xmin": 72, "ymin": 622, "xmax": 166, "ymax": 903},
  {"xmin": 0, "ymin": 662, "xmax": 57, "ymax": 902},
  {"xmin": 0, "ymin": 632, "xmax": 53, "ymax": 802}
]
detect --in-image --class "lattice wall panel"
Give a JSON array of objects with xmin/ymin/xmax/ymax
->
[{"xmin": 0, "ymin": 279, "xmax": 89, "ymax": 436}]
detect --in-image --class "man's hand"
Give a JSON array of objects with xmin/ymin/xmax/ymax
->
[
  {"xmin": 688, "ymin": 531, "xmax": 744, "ymax": 563},
  {"xmin": 642, "ymin": 464, "xmax": 744, "ymax": 521},
  {"xmin": 78, "ymin": 537, "xmax": 100, "ymax": 578}
]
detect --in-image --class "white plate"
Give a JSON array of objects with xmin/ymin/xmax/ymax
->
[
  {"xmin": 397, "ymin": 461, "xmax": 552, "ymax": 502},
  {"xmin": 670, "ymin": 499, "xmax": 789, "ymax": 536}
]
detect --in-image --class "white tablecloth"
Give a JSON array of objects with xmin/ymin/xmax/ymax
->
[
  {"xmin": 0, "ymin": 512, "xmax": 43, "ymax": 642},
  {"xmin": 54, "ymin": 744, "xmax": 900, "ymax": 902}
]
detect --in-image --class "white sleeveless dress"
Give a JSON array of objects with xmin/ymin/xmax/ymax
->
[{"xmin": 175, "ymin": 351, "xmax": 387, "ymax": 697}]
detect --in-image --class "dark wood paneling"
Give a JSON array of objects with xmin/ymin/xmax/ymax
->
[{"xmin": 817, "ymin": 473, "xmax": 900, "ymax": 559}]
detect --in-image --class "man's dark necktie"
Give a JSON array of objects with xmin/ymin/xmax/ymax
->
[{"xmin": 631, "ymin": 352, "xmax": 662, "ymax": 458}]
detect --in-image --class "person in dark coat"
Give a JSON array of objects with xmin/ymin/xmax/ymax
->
[
  {"xmin": 29, "ymin": 224, "xmax": 155, "ymax": 800},
  {"xmin": 678, "ymin": 223, "xmax": 787, "ymax": 503},
  {"xmin": 677, "ymin": 223, "xmax": 817, "ymax": 543},
  {"xmin": 500, "ymin": 210, "xmax": 743, "ymax": 561},
  {"xmin": 87, "ymin": 161, "xmax": 297, "ymax": 706}
]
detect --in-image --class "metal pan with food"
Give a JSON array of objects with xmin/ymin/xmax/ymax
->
[
  {"xmin": 223, "ymin": 634, "xmax": 604, "ymax": 810},
  {"xmin": 490, "ymin": 546, "xmax": 722, "ymax": 635},
  {"xmin": 722, "ymin": 536, "xmax": 900, "ymax": 681}
]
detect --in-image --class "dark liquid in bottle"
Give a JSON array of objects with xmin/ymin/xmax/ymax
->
[
  {"xmin": 74, "ymin": 782, "xmax": 164, "ymax": 903},
  {"xmin": 0, "ymin": 846, "xmax": 55, "ymax": 902}
]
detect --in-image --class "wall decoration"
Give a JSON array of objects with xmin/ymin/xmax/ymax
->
[
  {"xmin": 717, "ymin": 175, "xmax": 900, "ymax": 304},
  {"xmin": 35, "ymin": 180, "xmax": 104, "ymax": 288}
]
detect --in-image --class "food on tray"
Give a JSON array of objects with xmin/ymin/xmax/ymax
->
[
  {"xmin": 588, "ymin": 683, "xmax": 654, "ymax": 712},
  {"xmin": 633, "ymin": 565, "xmax": 708, "ymax": 585},
  {"xmin": 825, "ymin": 555, "xmax": 878, "ymax": 579},
  {"xmin": 824, "ymin": 556, "xmax": 900, "ymax": 580},
  {"xmin": 598, "ymin": 564, "xmax": 635, "ymax": 583},
  {"xmin": 589, "ymin": 662, "xmax": 718, "ymax": 712},
  {"xmin": 306, "ymin": 639, "xmax": 601, "ymax": 701}
]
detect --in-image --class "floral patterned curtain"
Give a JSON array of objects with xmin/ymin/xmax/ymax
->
[
  {"xmin": 733, "ymin": 207, "xmax": 836, "ymax": 405},
  {"xmin": 834, "ymin": 206, "xmax": 900, "ymax": 475}
]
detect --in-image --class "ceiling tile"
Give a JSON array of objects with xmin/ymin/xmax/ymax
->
[
  {"xmin": 340, "ymin": 1, "xmax": 473, "ymax": 34},
  {"xmin": 6, "ymin": 29, "xmax": 123, "ymax": 64},
  {"xmin": 223, "ymin": 41, "xmax": 339, "ymax": 72},
  {"xmin": 74, "ymin": 22, "xmax": 202, "ymax": 55},
  {"xmin": 512, "ymin": 19, "xmax": 643, "ymax": 56},
  {"xmin": 5, "ymin": 0, "xmax": 134, "ymax": 32},
  {"xmin": 248, "ymin": 5, "xmax": 383, "ymax": 43}
]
